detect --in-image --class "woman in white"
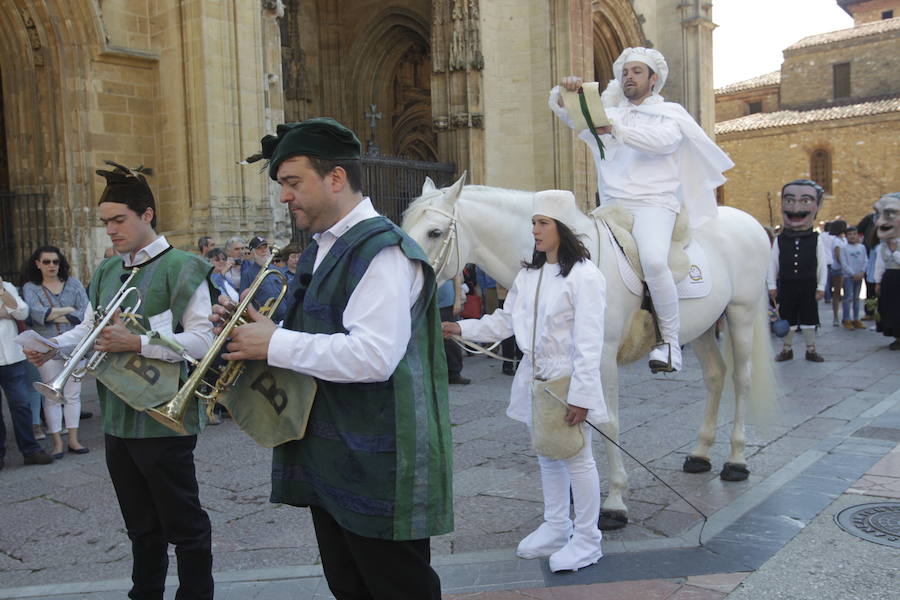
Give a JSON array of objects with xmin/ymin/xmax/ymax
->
[{"xmin": 442, "ymin": 190, "xmax": 608, "ymax": 572}]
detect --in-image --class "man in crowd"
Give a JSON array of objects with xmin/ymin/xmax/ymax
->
[
  {"xmin": 0, "ymin": 275, "xmax": 54, "ymax": 469},
  {"xmin": 197, "ymin": 236, "xmax": 215, "ymax": 257},
  {"xmin": 550, "ymin": 46, "xmax": 733, "ymax": 373},
  {"xmin": 223, "ymin": 237, "xmax": 247, "ymax": 290},
  {"xmin": 767, "ymin": 179, "xmax": 828, "ymax": 362},
  {"xmin": 28, "ymin": 162, "xmax": 215, "ymax": 599},
  {"xmin": 215, "ymin": 118, "xmax": 453, "ymax": 599}
]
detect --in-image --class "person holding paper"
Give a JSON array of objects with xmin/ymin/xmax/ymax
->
[
  {"xmin": 549, "ymin": 47, "xmax": 734, "ymax": 373},
  {"xmin": 21, "ymin": 245, "xmax": 90, "ymax": 458}
]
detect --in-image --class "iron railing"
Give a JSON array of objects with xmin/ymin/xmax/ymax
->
[
  {"xmin": 0, "ymin": 191, "xmax": 49, "ymax": 282},
  {"xmin": 291, "ymin": 156, "xmax": 456, "ymax": 245}
]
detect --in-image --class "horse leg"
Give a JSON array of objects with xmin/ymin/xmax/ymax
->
[
  {"xmin": 684, "ymin": 324, "xmax": 726, "ymax": 474},
  {"xmin": 597, "ymin": 352, "xmax": 629, "ymax": 530},
  {"xmin": 719, "ymin": 303, "xmax": 757, "ymax": 482}
]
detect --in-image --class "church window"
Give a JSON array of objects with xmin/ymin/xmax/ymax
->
[
  {"xmin": 882, "ymin": 10, "xmax": 894, "ymax": 19},
  {"xmin": 833, "ymin": 63, "xmax": 851, "ymax": 99},
  {"xmin": 810, "ymin": 149, "xmax": 832, "ymax": 193},
  {"xmin": 747, "ymin": 101, "xmax": 762, "ymax": 114}
]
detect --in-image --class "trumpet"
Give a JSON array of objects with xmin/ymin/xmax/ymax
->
[
  {"xmin": 146, "ymin": 252, "xmax": 289, "ymax": 434},
  {"xmin": 34, "ymin": 268, "xmax": 143, "ymax": 401}
]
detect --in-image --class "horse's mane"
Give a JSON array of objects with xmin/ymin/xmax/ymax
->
[{"xmin": 402, "ymin": 184, "xmax": 533, "ymax": 228}]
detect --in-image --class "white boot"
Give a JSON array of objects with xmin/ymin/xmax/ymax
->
[
  {"xmin": 548, "ymin": 438, "xmax": 603, "ymax": 572},
  {"xmin": 517, "ymin": 457, "xmax": 573, "ymax": 559},
  {"xmin": 646, "ymin": 272, "xmax": 682, "ymax": 372}
]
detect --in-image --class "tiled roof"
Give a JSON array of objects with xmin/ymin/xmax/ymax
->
[
  {"xmin": 715, "ymin": 94, "xmax": 900, "ymax": 134},
  {"xmin": 786, "ymin": 17, "xmax": 900, "ymax": 51},
  {"xmin": 715, "ymin": 71, "xmax": 781, "ymax": 96}
]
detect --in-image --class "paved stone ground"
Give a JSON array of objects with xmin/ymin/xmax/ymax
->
[{"xmin": 1, "ymin": 303, "xmax": 897, "ymax": 594}]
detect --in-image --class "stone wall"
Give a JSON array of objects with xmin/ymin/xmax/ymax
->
[
  {"xmin": 781, "ymin": 30, "xmax": 900, "ymax": 108},
  {"xmin": 842, "ymin": 0, "xmax": 900, "ymax": 24},
  {"xmin": 715, "ymin": 86, "xmax": 781, "ymax": 122},
  {"xmin": 717, "ymin": 114, "xmax": 900, "ymax": 226}
]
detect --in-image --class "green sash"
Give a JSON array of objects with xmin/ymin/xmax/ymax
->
[{"xmin": 93, "ymin": 352, "xmax": 182, "ymax": 411}]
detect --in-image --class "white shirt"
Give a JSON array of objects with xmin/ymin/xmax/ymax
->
[
  {"xmin": 0, "ymin": 282, "xmax": 30, "ymax": 366},
  {"xmin": 874, "ymin": 243, "xmax": 900, "ymax": 283},
  {"xmin": 54, "ymin": 236, "xmax": 214, "ymax": 362},
  {"xmin": 549, "ymin": 86, "xmax": 683, "ymax": 213},
  {"xmin": 458, "ymin": 261, "xmax": 609, "ymax": 425},
  {"xmin": 820, "ymin": 232, "xmax": 836, "ymax": 266},
  {"xmin": 267, "ymin": 198, "xmax": 425, "ymax": 383},
  {"xmin": 767, "ymin": 236, "xmax": 828, "ymax": 292}
]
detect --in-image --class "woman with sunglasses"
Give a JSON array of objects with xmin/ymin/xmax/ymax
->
[{"xmin": 21, "ymin": 245, "xmax": 90, "ymax": 458}]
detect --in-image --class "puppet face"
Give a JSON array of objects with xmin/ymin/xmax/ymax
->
[
  {"xmin": 781, "ymin": 184, "xmax": 820, "ymax": 231},
  {"xmin": 874, "ymin": 195, "xmax": 900, "ymax": 241}
]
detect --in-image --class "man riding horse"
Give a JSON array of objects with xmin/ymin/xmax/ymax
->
[{"xmin": 550, "ymin": 47, "xmax": 733, "ymax": 373}]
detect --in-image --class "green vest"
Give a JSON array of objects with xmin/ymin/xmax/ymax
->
[
  {"xmin": 89, "ymin": 247, "xmax": 212, "ymax": 438},
  {"xmin": 272, "ymin": 216, "xmax": 453, "ymax": 541}
]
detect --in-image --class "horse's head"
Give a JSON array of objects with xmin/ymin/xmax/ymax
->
[{"xmin": 402, "ymin": 171, "xmax": 468, "ymax": 284}]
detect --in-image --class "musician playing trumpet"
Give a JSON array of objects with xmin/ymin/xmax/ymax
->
[
  {"xmin": 214, "ymin": 118, "xmax": 453, "ymax": 599},
  {"xmin": 26, "ymin": 163, "xmax": 216, "ymax": 600}
]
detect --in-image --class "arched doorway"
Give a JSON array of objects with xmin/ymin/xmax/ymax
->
[{"xmin": 592, "ymin": 0, "xmax": 646, "ymax": 83}]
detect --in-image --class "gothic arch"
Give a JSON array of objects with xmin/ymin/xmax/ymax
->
[
  {"xmin": 591, "ymin": 0, "xmax": 645, "ymax": 83},
  {"xmin": 345, "ymin": 7, "xmax": 435, "ymax": 159},
  {"xmin": 0, "ymin": 0, "xmax": 100, "ymax": 271}
]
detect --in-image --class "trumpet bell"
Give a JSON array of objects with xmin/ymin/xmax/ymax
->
[
  {"xmin": 34, "ymin": 381, "xmax": 64, "ymax": 402},
  {"xmin": 146, "ymin": 401, "xmax": 190, "ymax": 435}
]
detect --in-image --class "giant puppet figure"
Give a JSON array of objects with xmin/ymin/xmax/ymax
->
[
  {"xmin": 550, "ymin": 47, "xmax": 734, "ymax": 374},
  {"xmin": 767, "ymin": 179, "xmax": 828, "ymax": 362},
  {"xmin": 874, "ymin": 192, "xmax": 900, "ymax": 349}
]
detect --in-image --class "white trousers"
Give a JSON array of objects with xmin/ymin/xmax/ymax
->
[
  {"xmin": 37, "ymin": 359, "xmax": 82, "ymax": 433},
  {"xmin": 536, "ymin": 427, "xmax": 603, "ymax": 548},
  {"xmin": 627, "ymin": 205, "xmax": 681, "ymax": 356}
]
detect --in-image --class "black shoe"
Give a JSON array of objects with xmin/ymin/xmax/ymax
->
[
  {"xmin": 24, "ymin": 451, "xmax": 54, "ymax": 465},
  {"xmin": 448, "ymin": 375, "xmax": 471, "ymax": 385},
  {"xmin": 68, "ymin": 446, "xmax": 90, "ymax": 455},
  {"xmin": 80, "ymin": 411, "xmax": 93, "ymax": 419},
  {"xmin": 0, "ymin": 456, "xmax": 4, "ymax": 470},
  {"xmin": 775, "ymin": 349, "xmax": 793, "ymax": 362},
  {"xmin": 648, "ymin": 359, "xmax": 676, "ymax": 374},
  {"xmin": 890, "ymin": 340, "xmax": 900, "ymax": 351},
  {"xmin": 805, "ymin": 350, "xmax": 825, "ymax": 362},
  {"xmin": 502, "ymin": 364, "xmax": 515, "ymax": 376}
]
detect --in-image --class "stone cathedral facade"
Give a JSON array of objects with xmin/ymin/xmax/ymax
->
[{"xmin": 0, "ymin": 0, "xmax": 715, "ymax": 278}]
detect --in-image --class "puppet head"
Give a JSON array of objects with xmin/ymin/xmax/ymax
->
[
  {"xmin": 874, "ymin": 192, "xmax": 900, "ymax": 241},
  {"xmin": 780, "ymin": 179, "xmax": 824, "ymax": 231}
]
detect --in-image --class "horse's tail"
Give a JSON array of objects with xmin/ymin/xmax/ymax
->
[
  {"xmin": 746, "ymin": 295, "xmax": 780, "ymax": 429},
  {"xmin": 720, "ymin": 294, "xmax": 780, "ymax": 430}
]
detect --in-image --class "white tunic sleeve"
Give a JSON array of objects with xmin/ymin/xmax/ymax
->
[
  {"xmin": 767, "ymin": 239, "xmax": 780, "ymax": 291},
  {"xmin": 565, "ymin": 264, "xmax": 607, "ymax": 420}
]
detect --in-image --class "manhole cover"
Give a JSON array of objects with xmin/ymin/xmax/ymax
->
[{"xmin": 834, "ymin": 502, "xmax": 900, "ymax": 548}]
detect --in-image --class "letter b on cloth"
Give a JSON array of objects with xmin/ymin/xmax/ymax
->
[
  {"xmin": 251, "ymin": 370, "xmax": 287, "ymax": 415},
  {"xmin": 124, "ymin": 354, "xmax": 161, "ymax": 385},
  {"xmin": 218, "ymin": 360, "xmax": 317, "ymax": 448}
]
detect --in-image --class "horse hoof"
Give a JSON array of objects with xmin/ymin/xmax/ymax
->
[
  {"xmin": 720, "ymin": 462, "xmax": 749, "ymax": 481},
  {"xmin": 683, "ymin": 456, "xmax": 712, "ymax": 473},
  {"xmin": 599, "ymin": 510, "xmax": 628, "ymax": 531}
]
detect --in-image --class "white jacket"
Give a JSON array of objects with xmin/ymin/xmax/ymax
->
[
  {"xmin": 0, "ymin": 281, "xmax": 29, "ymax": 366},
  {"xmin": 458, "ymin": 260, "xmax": 609, "ymax": 425}
]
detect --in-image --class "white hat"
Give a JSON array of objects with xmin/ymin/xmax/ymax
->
[
  {"xmin": 560, "ymin": 82, "xmax": 609, "ymax": 132},
  {"xmin": 600, "ymin": 47, "xmax": 669, "ymax": 108},
  {"xmin": 533, "ymin": 190, "xmax": 580, "ymax": 232}
]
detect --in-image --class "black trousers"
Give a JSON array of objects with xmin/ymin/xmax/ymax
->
[
  {"xmin": 105, "ymin": 434, "xmax": 213, "ymax": 600},
  {"xmin": 440, "ymin": 306, "xmax": 463, "ymax": 376},
  {"xmin": 310, "ymin": 505, "xmax": 441, "ymax": 600}
]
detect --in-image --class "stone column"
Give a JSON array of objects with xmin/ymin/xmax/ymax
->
[
  {"xmin": 431, "ymin": 0, "xmax": 485, "ymax": 183},
  {"xmin": 678, "ymin": 0, "xmax": 716, "ymax": 134}
]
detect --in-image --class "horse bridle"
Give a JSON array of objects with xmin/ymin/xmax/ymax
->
[{"xmin": 424, "ymin": 204, "xmax": 461, "ymax": 281}]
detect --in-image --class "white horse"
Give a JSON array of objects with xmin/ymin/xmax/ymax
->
[{"xmin": 402, "ymin": 174, "xmax": 777, "ymax": 529}]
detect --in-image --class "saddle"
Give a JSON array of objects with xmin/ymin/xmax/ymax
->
[
  {"xmin": 591, "ymin": 204, "xmax": 691, "ymax": 283},
  {"xmin": 590, "ymin": 205, "xmax": 700, "ymax": 365}
]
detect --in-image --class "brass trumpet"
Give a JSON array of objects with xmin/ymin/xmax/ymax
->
[{"xmin": 146, "ymin": 252, "xmax": 289, "ymax": 433}]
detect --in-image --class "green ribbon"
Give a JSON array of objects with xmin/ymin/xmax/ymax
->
[{"xmin": 578, "ymin": 90, "xmax": 606, "ymax": 160}]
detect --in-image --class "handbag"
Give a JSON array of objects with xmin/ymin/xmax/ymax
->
[
  {"xmin": 769, "ymin": 305, "xmax": 790, "ymax": 338},
  {"xmin": 529, "ymin": 266, "xmax": 584, "ymax": 459}
]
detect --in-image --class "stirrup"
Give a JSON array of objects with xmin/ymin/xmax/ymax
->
[{"xmin": 648, "ymin": 342, "xmax": 676, "ymax": 373}]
